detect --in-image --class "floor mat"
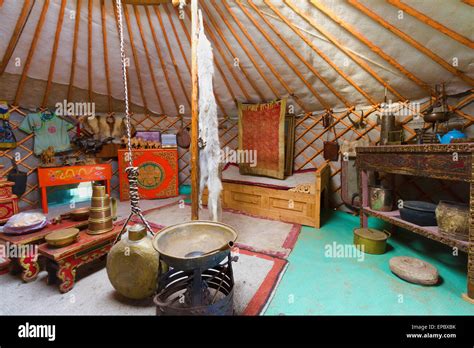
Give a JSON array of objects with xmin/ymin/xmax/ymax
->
[
  {"xmin": 143, "ymin": 202, "xmax": 301, "ymax": 258},
  {"xmin": 0, "ymin": 249, "xmax": 286, "ymax": 316}
]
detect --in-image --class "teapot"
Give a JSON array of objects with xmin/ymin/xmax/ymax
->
[{"xmin": 436, "ymin": 129, "xmax": 466, "ymax": 144}]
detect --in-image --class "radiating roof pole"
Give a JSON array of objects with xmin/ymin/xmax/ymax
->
[{"xmin": 190, "ymin": 0, "xmax": 199, "ymax": 220}]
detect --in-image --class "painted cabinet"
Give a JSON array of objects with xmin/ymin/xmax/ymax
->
[{"xmin": 118, "ymin": 149, "xmax": 179, "ymax": 201}]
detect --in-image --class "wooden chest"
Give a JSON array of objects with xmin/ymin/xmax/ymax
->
[
  {"xmin": 118, "ymin": 149, "xmax": 179, "ymax": 201},
  {"xmin": 0, "ymin": 180, "xmax": 14, "ymax": 199},
  {"xmin": 0, "ymin": 195, "xmax": 19, "ymax": 223}
]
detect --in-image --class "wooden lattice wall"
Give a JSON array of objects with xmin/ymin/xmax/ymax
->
[{"xmin": 1, "ymin": 89, "xmax": 472, "ymax": 211}]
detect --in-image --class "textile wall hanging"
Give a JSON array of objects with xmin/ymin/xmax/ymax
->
[
  {"xmin": 238, "ymin": 99, "xmax": 286, "ymax": 179},
  {"xmin": 0, "ymin": 102, "xmax": 17, "ymax": 149}
]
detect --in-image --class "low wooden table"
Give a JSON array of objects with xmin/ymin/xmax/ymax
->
[
  {"xmin": 356, "ymin": 144, "xmax": 474, "ymax": 302},
  {"xmin": 38, "ymin": 224, "xmax": 122, "ymax": 293},
  {"xmin": 38, "ymin": 164, "xmax": 112, "ymax": 214},
  {"xmin": 0, "ymin": 219, "xmax": 88, "ymax": 282}
]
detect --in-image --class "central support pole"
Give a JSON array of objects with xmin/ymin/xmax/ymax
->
[{"xmin": 190, "ymin": 0, "xmax": 199, "ymax": 220}]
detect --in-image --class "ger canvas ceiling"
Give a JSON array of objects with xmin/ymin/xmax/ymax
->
[{"xmin": 0, "ymin": 0, "xmax": 473, "ymax": 117}]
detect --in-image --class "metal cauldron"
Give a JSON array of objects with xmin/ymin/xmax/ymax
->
[{"xmin": 152, "ymin": 221, "xmax": 238, "ymax": 271}]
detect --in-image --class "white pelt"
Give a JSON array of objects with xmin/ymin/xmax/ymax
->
[
  {"xmin": 98, "ymin": 116, "xmax": 112, "ymax": 140},
  {"xmin": 197, "ymin": 10, "xmax": 222, "ymax": 222},
  {"xmin": 111, "ymin": 116, "xmax": 124, "ymax": 144}
]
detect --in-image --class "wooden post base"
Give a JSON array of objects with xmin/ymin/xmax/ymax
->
[{"xmin": 461, "ymin": 293, "xmax": 474, "ymax": 305}]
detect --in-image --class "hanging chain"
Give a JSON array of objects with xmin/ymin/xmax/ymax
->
[
  {"xmin": 115, "ymin": 0, "xmax": 133, "ymax": 169},
  {"xmin": 114, "ymin": 0, "xmax": 154, "ymax": 242}
]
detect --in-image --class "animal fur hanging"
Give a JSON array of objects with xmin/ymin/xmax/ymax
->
[
  {"xmin": 197, "ymin": 10, "xmax": 222, "ymax": 222},
  {"xmin": 98, "ymin": 116, "xmax": 112, "ymax": 140}
]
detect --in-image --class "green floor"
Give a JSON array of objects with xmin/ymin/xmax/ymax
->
[{"xmin": 265, "ymin": 211, "xmax": 473, "ymax": 315}]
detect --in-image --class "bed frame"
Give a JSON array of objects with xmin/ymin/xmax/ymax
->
[{"xmin": 203, "ymin": 163, "xmax": 330, "ymax": 228}]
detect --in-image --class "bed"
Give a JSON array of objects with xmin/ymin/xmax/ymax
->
[{"xmin": 203, "ymin": 163, "xmax": 330, "ymax": 228}]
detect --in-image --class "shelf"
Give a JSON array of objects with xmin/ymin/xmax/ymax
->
[{"xmin": 361, "ymin": 207, "xmax": 469, "ymax": 252}]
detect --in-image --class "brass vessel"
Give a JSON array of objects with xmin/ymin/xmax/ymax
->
[
  {"xmin": 106, "ymin": 224, "xmax": 159, "ymax": 300},
  {"xmin": 436, "ymin": 201, "xmax": 469, "ymax": 241},
  {"xmin": 87, "ymin": 185, "xmax": 113, "ymax": 235}
]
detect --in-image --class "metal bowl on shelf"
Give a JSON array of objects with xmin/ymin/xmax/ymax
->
[{"xmin": 46, "ymin": 228, "xmax": 80, "ymax": 247}]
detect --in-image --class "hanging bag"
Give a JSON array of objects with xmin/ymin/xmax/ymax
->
[
  {"xmin": 176, "ymin": 115, "xmax": 191, "ymax": 149},
  {"xmin": 7, "ymin": 157, "xmax": 27, "ymax": 197},
  {"xmin": 323, "ymin": 113, "xmax": 339, "ymax": 161},
  {"xmin": 0, "ymin": 103, "xmax": 17, "ymax": 149}
]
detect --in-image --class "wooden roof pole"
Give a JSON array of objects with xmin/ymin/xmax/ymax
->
[
  {"xmin": 235, "ymin": 0, "xmax": 329, "ymax": 109},
  {"xmin": 208, "ymin": 1, "xmax": 322, "ymax": 148},
  {"xmin": 262, "ymin": 0, "xmax": 382, "ymax": 138},
  {"xmin": 387, "ymin": 0, "xmax": 474, "ymax": 49},
  {"xmin": 199, "ymin": 2, "xmax": 265, "ymax": 101},
  {"xmin": 248, "ymin": 0, "xmax": 350, "ymax": 107},
  {"xmin": 348, "ymin": 0, "xmax": 474, "ymax": 86},
  {"xmin": 179, "ymin": 6, "xmax": 237, "ymax": 113},
  {"xmin": 285, "ymin": 0, "xmax": 406, "ymax": 102},
  {"xmin": 138, "ymin": 6, "xmax": 179, "ymax": 116},
  {"xmin": 310, "ymin": 0, "xmax": 432, "ymax": 94},
  {"xmin": 190, "ymin": 0, "xmax": 199, "ymax": 220},
  {"xmin": 186, "ymin": 6, "xmax": 254, "ymax": 101},
  {"xmin": 217, "ymin": 0, "xmax": 308, "ymax": 111},
  {"xmin": 154, "ymin": 5, "xmax": 191, "ymax": 111},
  {"xmin": 14, "ymin": 0, "xmax": 50, "ymax": 105},
  {"xmin": 286, "ymin": 1, "xmax": 416, "ymax": 137},
  {"xmin": 87, "ymin": 0, "xmax": 93, "ymax": 103},
  {"xmin": 248, "ymin": 1, "xmax": 380, "ymax": 139},
  {"xmin": 132, "ymin": 5, "xmax": 168, "ymax": 115},
  {"xmin": 263, "ymin": 0, "xmax": 376, "ymax": 105},
  {"xmin": 41, "ymin": 0, "xmax": 66, "ymax": 108},
  {"xmin": 122, "ymin": 4, "xmax": 153, "ymax": 113},
  {"xmin": 100, "ymin": 0, "xmax": 113, "ymax": 112},
  {"xmin": 0, "ymin": 0, "xmax": 34, "ymax": 75},
  {"xmin": 67, "ymin": 0, "xmax": 81, "ymax": 102},
  {"xmin": 240, "ymin": 0, "xmax": 377, "ymax": 142}
]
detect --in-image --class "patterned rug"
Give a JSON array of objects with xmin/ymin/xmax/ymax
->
[{"xmin": 0, "ymin": 244, "xmax": 286, "ymax": 316}]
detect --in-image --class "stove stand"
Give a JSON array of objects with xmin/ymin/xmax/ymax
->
[{"xmin": 154, "ymin": 255, "xmax": 236, "ymax": 316}]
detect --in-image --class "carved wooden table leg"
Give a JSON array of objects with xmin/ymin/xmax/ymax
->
[
  {"xmin": 359, "ymin": 168, "xmax": 369, "ymax": 228},
  {"xmin": 46, "ymin": 259, "xmax": 58, "ymax": 285},
  {"xmin": 57, "ymin": 261, "xmax": 76, "ymax": 293},
  {"xmin": 19, "ymin": 255, "xmax": 40, "ymax": 282},
  {"xmin": 464, "ymin": 178, "xmax": 474, "ymax": 303}
]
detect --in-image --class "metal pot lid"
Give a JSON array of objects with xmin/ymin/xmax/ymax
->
[
  {"xmin": 403, "ymin": 201, "xmax": 437, "ymax": 212},
  {"xmin": 354, "ymin": 228, "xmax": 388, "ymax": 241}
]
